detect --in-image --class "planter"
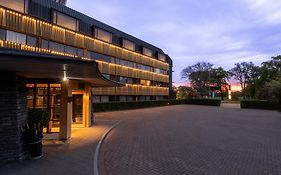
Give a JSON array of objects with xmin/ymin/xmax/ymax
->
[{"xmin": 28, "ymin": 140, "xmax": 43, "ymax": 159}]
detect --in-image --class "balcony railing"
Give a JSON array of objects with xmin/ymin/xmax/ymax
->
[
  {"xmin": 92, "ymin": 84, "xmax": 169, "ymax": 96},
  {"xmin": 0, "ymin": 7, "xmax": 170, "ymax": 72}
]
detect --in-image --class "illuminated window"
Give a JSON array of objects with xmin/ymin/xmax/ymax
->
[
  {"xmin": 140, "ymin": 80, "xmax": 151, "ymax": 86},
  {"xmin": 6, "ymin": 30, "xmax": 26, "ymax": 44},
  {"xmin": 0, "ymin": 0, "xmax": 28, "ymax": 13},
  {"xmin": 122, "ymin": 39, "xmax": 135, "ymax": 51},
  {"xmin": 143, "ymin": 47, "xmax": 153, "ymax": 57},
  {"xmin": 158, "ymin": 53, "xmax": 166, "ymax": 62},
  {"xmin": 94, "ymin": 28, "xmax": 112, "ymax": 43},
  {"xmin": 53, "ymin": 11, "xmax": 79, "ymax": 31}
]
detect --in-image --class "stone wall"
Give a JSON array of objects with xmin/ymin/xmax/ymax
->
[{"xmin": 0, "ymin": 72, "xmax": 28, "ymax": 163}]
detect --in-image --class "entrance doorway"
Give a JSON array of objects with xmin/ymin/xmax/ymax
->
[{"xmin": 72, "ymin": 94, "xmax": 83, "ymax": 127}]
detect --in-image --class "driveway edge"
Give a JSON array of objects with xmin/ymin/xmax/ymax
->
[{"xmin": 93, "ymin": 120, "xmax": 122, "ymax": 175}]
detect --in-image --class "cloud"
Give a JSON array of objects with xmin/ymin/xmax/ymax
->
[{"xmin": 68, "ymin": 0, "xmax": 281, "ymax": 84}]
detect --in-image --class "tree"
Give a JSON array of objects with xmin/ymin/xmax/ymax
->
[
  {"xmin": 229, "ymin": 62, "xmax": 259, "ymax": 98},
  {"xmin": 176, "ymin": 86, "xmax": 199, "ymax": 100},
  {"xmin": 209, "ymin": 67, "xmax": 230, "ymax": 100},
  {"xmin": 181, "ymin": 62, "xmax": 213, "ymax": 97}
]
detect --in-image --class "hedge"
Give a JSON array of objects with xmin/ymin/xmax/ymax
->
[
  {"xmin": 240, "ymin": 100, "xmax": 280, "ymax": 110},
  {"xmin": 93, "ymin": 99, "xmax": 221, "ymax": 112}
]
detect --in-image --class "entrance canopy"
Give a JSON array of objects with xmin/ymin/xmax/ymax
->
[{"xmin": 0, "ymin": 48, "xmax": 122, "ymax": 87}]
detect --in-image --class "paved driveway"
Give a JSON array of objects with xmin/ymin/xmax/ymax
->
[{"xmin": 96, "ymin": 105, "xmax": 281, "ymax": 175}]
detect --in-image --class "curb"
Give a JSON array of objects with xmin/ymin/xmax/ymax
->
[{"xmin": 93, "ymin": 120, "xmax": 122, "ymax": 175}]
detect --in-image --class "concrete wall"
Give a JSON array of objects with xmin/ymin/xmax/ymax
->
[{"xmin": 0, "ymin": 72, "xmax": 28, "ymax": 163}]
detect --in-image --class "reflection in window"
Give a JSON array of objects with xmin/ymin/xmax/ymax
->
[
  {"xmin": 6, "ymin": 30, "xmax": 26, "ymax": 44},
  {"xmin": 122, "ymin": 39, "xmax": 135, "ymax": 51},
  {"xmin": 143, "ymin": 47, "xmax": 153, "ymax": 57},
  {"xmin": 53, "ymin": 11, "xmax": 79, "ymax": 31},
  {"xmin": 41, "ymin": 40, "xmax": 49, "ymax": 49},
  {"xmin": 0, "ymin": 0, "xmax": 28, "ymax": 13},
  {"xmin": 0, "ymin": 29, "xmax": 6, "ymax": 40},
  {"xmin": 26, "ymin": 36, "xmax": 37, "ymax": 47},
  {"xmin": 49, "ymin": 41, "xmax": 64, "ymax": 53},
  {"xmin": 95, "ymin": 28, "xmax": 112, "ymax": 43},
  {"xmin": 158, "ymin": 53, "xmax": 166, "ymax": 62}
]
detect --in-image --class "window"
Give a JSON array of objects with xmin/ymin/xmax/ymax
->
[
  {"xmin": 94, "ymin": 28, "xmax": 112, "ymax": 43},
  {"xmin": 122, "ymin": 39, "xmax": 135, "ymax": 51},
  {"xmin": 53, "ymin": 11, "xmax": 79, "ymax": 31},
  {"xmin": 41, "ymin": 40, "xmax": 49, "ymax": 49},
  {"xmin": 158, "ymin": 53, "xmax": 166, "ymax": 62},
  {"xmin": 49, "ymin": 41, "xmax": 64, "ymax": 53},
  {"xmin": 143, "ymin": 47, "xmax": 153, "ymax": 57},
  {"xmin": 6, "ymin": 30, "xmax": 26, "ymax": 44},
  {"xmin": 140, "ymin": 80, "xmax": 151, "ymax": 86},
  {"xmin": 0, "ymin": 29, "xmax": 6, "ymax": 40},
  {"xmin": 92, "ymin": 96, "xmax": 101, "ymax": 103},
  {"xmin": 26, "ymin": 36, "xmax": 36, "ymax": 47},
  {"xmin": 65, "ymin": 45, "xmax": 78, "ymax": 56},
  {"xmin": 101, "ymin": 96, "xmax": 109, "ymax": 102},
  {"xmin": 0, "ymin": 0, "xmax": 28, "ymax": 13}
]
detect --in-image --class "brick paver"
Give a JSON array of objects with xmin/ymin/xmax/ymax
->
[
  {"xmin": 97, "ymin": 105, "xmax": 281, "ymax": 175},
  {"xmin": 0, "ymin": 119, "xmax": 117, "ymax": 175}
]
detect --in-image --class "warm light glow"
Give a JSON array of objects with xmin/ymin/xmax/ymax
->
[{"xmin": 0, "ymin": 7, "xmax": 169, "ymax": 71}]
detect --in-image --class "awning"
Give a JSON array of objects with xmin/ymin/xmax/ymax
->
[{"xmin": 0, "ymin": 48, "xmax": 123, "ymax": 87}]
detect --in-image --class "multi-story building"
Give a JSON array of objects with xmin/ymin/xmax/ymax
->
[{"xmin": 0, "ymin": 0, "xmax": 172, "ymax": 162}]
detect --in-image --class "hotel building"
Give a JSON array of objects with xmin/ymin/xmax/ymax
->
[{"xmin": 0, "ymin": 0, "xmax": 172, "ymax": 162}]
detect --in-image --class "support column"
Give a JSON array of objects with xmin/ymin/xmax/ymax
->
[
  {"xmin": 0, "ymin": 72, "xmax": 28, "ymax": 162},
  {"xmin": 59, "ymin": 80, "xmax": 72, "ymax": 140},
  {"xmin": 83, "ymin": 85, "xmax": 92, "ymax": 127}
]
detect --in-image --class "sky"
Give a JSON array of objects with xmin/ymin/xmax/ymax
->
[{"xmin": 68, "ymin": 0, "xmax": 281, "ymax": 86}]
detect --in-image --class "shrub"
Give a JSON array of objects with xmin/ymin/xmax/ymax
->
[
  {"xmin": 93, "ymin": 99, "xmax": 221, "ymax": 112},
  {"xmin": 186, "ymin": 98, "xmax": 221, "ymax": 106},
  {"xmin": 240, "ymin": 100, "xmax": 280, "ymax": 110}
]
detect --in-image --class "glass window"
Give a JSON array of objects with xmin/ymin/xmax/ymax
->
[
  {"xmin": 140, "ymin": 80, "xmax": 151, "ymax": 86},
  {"xmin": 26, "ymin": 36, "xmax": 36, "ymax": 47},
  {"xmin": 119, "ymin": 96, "xmax": 126, "ymax": 102},
  {"xmin": 119, "ymin": 77, "xmax": 127, "ymax": 84},
  {"xmin": 158, "ymin": 53, "xmax": 166, "ymax": 62},
  {"xmin": 6, "ymin": 30, "xmax": 26, "ymax": 44},
  {"xmin": 49, "ymin": 41, "xmax": 64, "ymax": 53},
  {"xmin": 77, "ymin": 49, "xmax": 83, "ymax": 57},
  {"xmin": 65, "ymin": 45, "xmax": 77, "ymax": 55},
  {"xmin": 143, "ymin": 47, "xmax": 153, "ymax": 57},
  {"xmin": 53, "ymin": 11, "xmax": 79, "ymax": 31},
  {"xmin": 122, "ymin": 39, "xmax": 135, "ymax": 51},
  {"xmin": 41, "ymin": 40, "xmax": 49, "ymax": 49},
  {"xmin": 92, "ymin": 96, "xmax": 101, "ymax": 103},
  {"xmin": 0, "ymin": 0, "xmax": 28, "ymax": 13},
  {"xmin": 101, "ymin": 96, "xmax": 109, "ymax": 103},
  {"xmin": 0, "ymin": 29, "xmax": 6, "ymax": 40},
  {"xmin": 95, "ymin": 28, "xmax": 112, "ymax": 43}
]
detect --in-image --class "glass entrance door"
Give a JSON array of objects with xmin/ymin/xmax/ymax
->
[
  {"xmin": 26, "ymin": 83, "xmax": 61, "ymax": 133},
  {"xmin": 72, "ymin": 94, "xmax": 83, "ymax": 125}
]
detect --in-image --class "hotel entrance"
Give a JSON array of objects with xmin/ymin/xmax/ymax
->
[
  {"xmin": 26, "ymin": 82, "xmax": 92, "ymax": 134},
  {"xmin": 27, "ymin": 83, "xmax": 62, "ymax": 133},
  {"xmin": 72, "ymin": 94, "xmax": 83, "ymax": 127}
]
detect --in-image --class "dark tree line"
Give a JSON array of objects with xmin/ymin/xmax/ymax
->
[{"xmin": 180, "ymin": 56, "xmax": 281, "ymax": 103}]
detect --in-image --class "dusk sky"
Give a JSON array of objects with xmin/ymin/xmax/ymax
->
[{"xmin": 68, "ymin": 0, "xmax": 281, "ymax": 86}]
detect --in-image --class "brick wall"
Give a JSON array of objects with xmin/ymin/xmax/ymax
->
[{"xmin": 0, "ymin": 72, "xmax": 28, "ymax": 163}]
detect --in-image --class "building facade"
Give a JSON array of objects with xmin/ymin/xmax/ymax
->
[
  {"xmin": 0, "ymin": 0, "xmax": 172, "ymax": 162},
  {"xmin": 0, "ymin": 0, "xmax": 172, "ymax": 103}
]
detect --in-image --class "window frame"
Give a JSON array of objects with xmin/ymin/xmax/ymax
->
[{"xmin": 52, "ymin": 10, "xmax": 79, "ymax": 31}]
